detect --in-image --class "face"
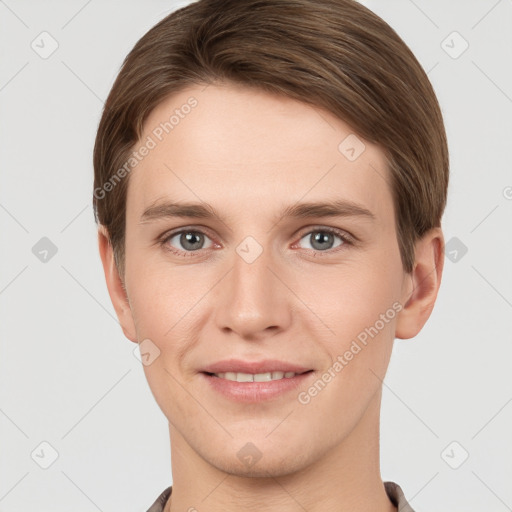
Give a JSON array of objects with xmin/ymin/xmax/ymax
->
[{"xmin": 112, "ymin": 82, "xmax": 419, "ymax": 476}]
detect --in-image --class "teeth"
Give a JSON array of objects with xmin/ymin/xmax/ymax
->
[{"xmin": 213, "ymin": 371, "xmax": 299, "ymax": 382}]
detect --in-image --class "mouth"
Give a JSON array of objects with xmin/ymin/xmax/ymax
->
[
  {"xmin": 203, "ymin": 370, "xmax": 313, "ymax": 382},
  {"xmin": 200, "ymin": 369, "xmax": 315, "ymax": 403}
]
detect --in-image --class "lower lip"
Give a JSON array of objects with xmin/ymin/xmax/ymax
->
[{"xmin": 200, "ymin": 371, "xmax": 314, "ymax": 403}]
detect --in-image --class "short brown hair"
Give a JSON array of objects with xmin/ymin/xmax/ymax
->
[{"xmin": 93, "ymin": 0, "xmax": 449, "ymax": 278}]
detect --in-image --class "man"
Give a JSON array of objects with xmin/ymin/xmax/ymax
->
[{"xmin": 93, "ymin": 1, "xmax": 448, "ymax": 510}]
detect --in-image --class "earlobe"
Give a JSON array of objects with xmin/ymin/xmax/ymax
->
[
  {"xmin": 97, "ymin": 225, "xmax": 138, "ymax": 343},
  {"xmin": 395, "ymin": 227, "xmax": 445, "ymax": 340}
]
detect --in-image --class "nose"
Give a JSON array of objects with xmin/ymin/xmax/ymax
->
[{"xmin": 213, "ymin": 239, "xmax": 293, "ymax": 341}]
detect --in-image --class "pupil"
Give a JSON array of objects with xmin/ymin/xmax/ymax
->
[
  {"xmin": 312, "ymin": 231, "xmax": 333, "ymax": 250},
  {"xmin": 182, "ymin": 232, "xmax": 203, "ymax": 250}
]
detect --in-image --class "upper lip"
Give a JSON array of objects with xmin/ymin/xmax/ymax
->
[{"xmin": 202, "ymin": 359, "xmax": 312, "ymax": 375}]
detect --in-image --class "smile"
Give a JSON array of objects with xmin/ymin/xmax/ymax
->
[{"xmin": 210, "ymin": 371, "xmax": 306, "ymax": 382}]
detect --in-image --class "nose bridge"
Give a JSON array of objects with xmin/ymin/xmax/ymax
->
[
  {"xmin": 234, "ymin": 237, "xmax": 270, "ymax": 295},
  {"xmin": 232, "ymin": 237, "xmax": 275, "ymax": 312},
  {"xmin": 215, "ymin": 235, "xmax": 291, "ymax": 337}
]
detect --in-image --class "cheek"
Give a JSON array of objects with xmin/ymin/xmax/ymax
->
[
  {"xmin": 124, "ymin": 254, "xmax": 206, "ymax": 338},
  {"xmin": 297, "ymin": 302, "xmax": 397, "ymax": 434},
  {"xmin": 295, "ymin": 258, "xmax": 401, "ymax": 393},
  {"xmin": 295, "ymin": 257, "xmax": 401, "ymax": 340}
]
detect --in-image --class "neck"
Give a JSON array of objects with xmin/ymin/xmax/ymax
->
[{"xmin": 165, "ymin": 388, "xmax": 396, "ymax": 512}]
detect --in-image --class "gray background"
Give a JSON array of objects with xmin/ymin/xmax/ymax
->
[{"xmin": 0, "ymin": 1, "xmax": 511, "ymax": 511}]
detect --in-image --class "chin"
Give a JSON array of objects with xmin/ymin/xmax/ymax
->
[
  {"xmin": 203, "ymin": 439, "xmax": 314, "ymax": 479},
  {"xmin": 215, "ymin": 454, "xmax": 310, "ymax": 479}
]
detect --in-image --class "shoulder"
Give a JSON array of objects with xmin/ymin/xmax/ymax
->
[
  {"xmin": 384, "ymin": 481, "xmax": 416, "ymax": 512},
  {"xmin": 145, "ymin": 486, "xmax": 172, "ymax": 512}
]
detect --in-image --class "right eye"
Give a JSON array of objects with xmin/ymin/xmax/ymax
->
[{"xmin": 159, "ymin": 229, "xmax": 216, "ymax": 257}]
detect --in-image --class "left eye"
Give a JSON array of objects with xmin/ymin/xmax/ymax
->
[{"xmin": 296, "ymin": 229, "xmax": 350, "ymax": 252}]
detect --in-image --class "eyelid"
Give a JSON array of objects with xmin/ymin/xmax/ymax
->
[
  {"xmin": 157, "ymin": 225, "xmax": 218, "ymax": 256},
  {"xmin": 294, "ymin": 225, "xmax": 357, "ymax": 245},
  {"xmin": 291, "ymin": 226, "xmax": 356, "ymax": 255}
]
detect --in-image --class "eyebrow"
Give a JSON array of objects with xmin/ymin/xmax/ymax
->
[{"xmin": 140, "ymin": 199, "xmax": 376, "ymax": 224}]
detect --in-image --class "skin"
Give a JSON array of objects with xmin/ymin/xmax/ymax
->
[{"xmin": 98, "ymin": 82, "xmax": 444, "ymax": 512}]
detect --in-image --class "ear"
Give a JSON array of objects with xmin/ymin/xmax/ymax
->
[
  {"xmin": 395, "ymin": 227, "xmax": 445, "ymax": 339},
  {"xmin": 97, "ymin": 225, "xmax": 138, "ymax": 343}
]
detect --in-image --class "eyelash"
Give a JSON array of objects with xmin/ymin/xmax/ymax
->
[{"xmin": 157, "ymin": 226, "xmax": 355, "ymax": 258}]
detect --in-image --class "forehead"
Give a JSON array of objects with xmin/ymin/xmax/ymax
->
[{"xmin": 126, "ymin": 82, "xmax": 393, "ymax": 224}]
